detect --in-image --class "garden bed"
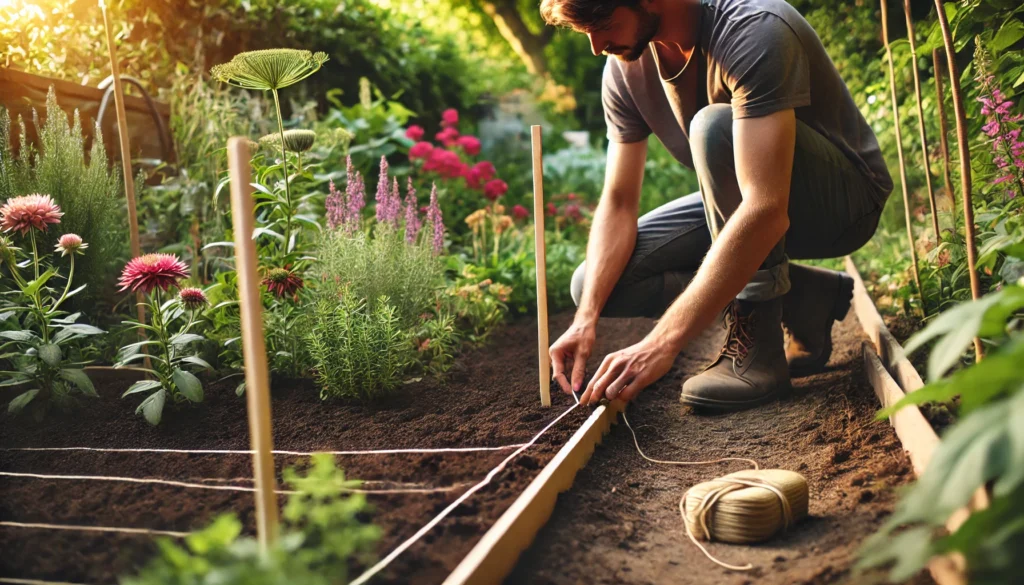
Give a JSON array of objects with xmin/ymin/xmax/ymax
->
[
  {"xmin": 0, "ymin": 313, "xmax": 649, "ymax": 585},
  {"xmin": 505, "ymin": 312, "xmax": 935, "ymax": 585}
]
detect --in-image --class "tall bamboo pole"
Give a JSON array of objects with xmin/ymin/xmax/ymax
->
[
  {"xmin": 227, "ymin": 137, "xmax": 279, "ymax": 551},
  {"xmin": 903, "ymin": 0, "xmax": 940, "ymax": 242},
  {"xmin": 933, "ymin": 0, "xmax": 983, "ymax": 362},
  {"xmin": 880, "ymin": 0, "xmax": 924, "ymax": 312},
  {"xmin": 531, "ymin": 125, "xmax": 551, "ymax": 408},
  {"xmin": 932, "ymin": 48, "xmax": 957, "ymax": 236},
  {"xmin": 99, "ymin": 0, "xmax": 148, "ymax": 361}
]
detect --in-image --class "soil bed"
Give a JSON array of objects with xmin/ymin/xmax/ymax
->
[
  {"xmin": 0, "ymin": 313, "xmax": 648, "ymax": 585},
  {"xmin": 506, "ymin": 312, "xmax": 934, "ymax": 585}
]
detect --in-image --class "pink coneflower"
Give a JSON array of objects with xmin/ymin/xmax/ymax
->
[
  {"xmin": 0, "ymin": 194, "xmax": 63, "ymax": 236},
  {"xmin": 441, "ymin": 108, "xmax": 459, "ymax": 128},
  {"xmin": 483, "ymin": 178, "xmax": 508, "ymax": 201},
  {"xmin": 512, "ymin": 204, "xmax": 529, "ymax": 220},
  {"xmin": 456, "ymin": 135, "xmax": 481, "ymax": 156},
  {"xmin": 262, "ymin": 267, "xmax": 304, "ymax": 300},
  {"xmin": 409, "ymin": 141, "xmax": 434, "ymax": 160},
  {"xmin": 54, "ymin": 233, "xmax": 87, "ymax": 257},
  {"xmin": 405, "ymin": 125, "xmax": 425, "ymax": 141},
  {"xmin": 426, "ymin": 183, "xmax": 444, "ymax": 255},
  {"xmin": 178, "ymin": 287, "xmax": 209, "ymax": 311},
  {"xmin": 118, "ymin": 253, "xmax": 190, "ymax": 294},
  {"xmin": 405, "ymin": 178, "xmax": 421, "ymax": 244}
]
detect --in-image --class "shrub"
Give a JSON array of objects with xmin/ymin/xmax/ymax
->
[
  {"xmin": 0, "ymin": 197, "xmax": 104, "ymax": 418},
  {"xmin": 0, "ymin": 88, "xmax": 128, "ymax": 305},
  {"xmin": 121, "ymin": 453, "xmax": 380, "ymax": 585}
]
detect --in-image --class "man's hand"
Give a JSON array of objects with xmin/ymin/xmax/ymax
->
[
  {"xmin": 549, "ymin": 322, "xmax": 596, "ymax": 394},
  {"xmin": 579, "ymin": 334, "xmax": 677, "ymax": 405}
]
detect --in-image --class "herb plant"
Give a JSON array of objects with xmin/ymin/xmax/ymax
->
[{"xmin": 0, "ymin": 195, "xmax": 103, "ymax": 417}]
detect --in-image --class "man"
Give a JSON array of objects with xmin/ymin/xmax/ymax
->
[{"xmin": 540, "ymin": 0, "xmax": 893, "ymax": 411}]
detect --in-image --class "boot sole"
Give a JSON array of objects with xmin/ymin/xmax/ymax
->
[
  {"xmin": 680, "ymin": 386, "xmax": 791, "ymax": 413},
  {"xmin": 788, "ymin": 272, "xmax": 855, "ymax": 378}
]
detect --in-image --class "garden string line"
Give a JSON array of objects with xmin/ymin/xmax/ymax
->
[
  {"xmin": 0, "ymin": 445, "xmax": 527, "ymax": 456},
  {"xmin": 0, "ymin": 577, "xmax": 90, "ymax": 585},
  {"xmin": 0, "ymin": 521, "xmax": 188, "ymax": 538},
  {"xmin": 347, "ymin": 401, "xmax": 581, "ymax": 585},
  {"xmin": 620, "ymin": 408, "xmax": 805, "ymax": 572},
  {"xmin": 0, "ymin": 471, "xmax": 470, "ymax": 495}
]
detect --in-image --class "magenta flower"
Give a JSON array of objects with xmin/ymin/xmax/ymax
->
[
  {"xmin": 118, "ymin": 254, "xmax": 190, "ymax": 294},
  {"xmin": 375, "ymin": 155, "xmax": 396, "ymax": 225},
  {"xmin": 1, "ymin": 194, "xmax": 63, "ymax": 236},
  {"xmin": 564, "ymin": 202, "xmax": 582, "ymax": 221},
  {"xmin": 409, "ymin": 141, "xmax": 434, "ymax": 160},
  {"xmin": 55, "ymin": 233, "xmax": 87, "ymax": 256},
  {"xmin": 512, "ymin": 204, "xmax": 529, "ymax": 220},
  {"xmin": 388, "ymin": 177, "xmax": 402, "ymax": 228},
  {"xmin": 262, "ymin": 267, "xmax": 304, "ymax": 300},
  {"xmin": 974, "ymin": 47, "xmax": 1023, "ymax": 199},
  {"xmin": 178, "ymin": 287, "xmax": 209, "ymax": 311},
  {"xmin": 441, "ymin": 108, "xmax": 459, "ymax": 128},
  {"xmin": 326, "ymin": 178, "xmax": 345, "ymax": 230},
  {"xmin": 346, "ymin": 165, "xmax": 366, "ymax": 234},
  {"xmin": 404, "ymin": 178, "xmax": 421, "ymax": 244},
  {"xmin": 435, "ymin": 127, "xmax": 460, "ymax": 147},
  {"xmin": 405, "ymin": 125, "xmax": 425, "ymax": 141},
  {"xmin": 483, "ymin": 178, "xmax": 508, "ymax": 201},
  {"xmin": 427, "ymin": 183, "xmax": 444, "ymax": 255},
  {"xmin": 456, "ymin": 135, "xmax": 481, "ymax": 156}
]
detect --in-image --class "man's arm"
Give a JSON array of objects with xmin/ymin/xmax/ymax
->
[
  {"xmin": 580, "ymin": 108, "xmax": 797, "ymax": 404},
  {"xmin": 549, "ymin": 138, "xmax": 648, "ymax": 394}
]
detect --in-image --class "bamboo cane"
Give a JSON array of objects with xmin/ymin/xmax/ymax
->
[
  {"xmin": 227, "ymin": 137, "xmax": 279, "ymax": 551},
  {"xmin": 932, "ymin": 48, "xmax": 957, "ymax": 236},
  {"xmin": 903, "ymin": 0, "xmax": 940, "ymax": 243},
  {"xmin": 880, "ymin": 0, "xmax": 924, "ymax": 314},
  {"xmin": 99, "ymin": 0, "xmax": 148, "ymax": 359},
  {"xmin": 933, "ymin": 0, "xmax": 983, "ymax": 362},
  {"xmin": 531, "ymin": 125, "xmax": 551, "ymax": 408}
]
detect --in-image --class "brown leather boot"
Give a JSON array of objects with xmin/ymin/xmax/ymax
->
[
  {"xmin": 782, "ymin": 264, "xmax": 855, "ymax": 377},
  {"xmin": 680, "ymin": 298, "xmax": 791, "ymax": 412}
]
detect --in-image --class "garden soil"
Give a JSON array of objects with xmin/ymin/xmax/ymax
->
[{"xmin": 1, "ymin": 310, "xmax": 929, "ymax": 585}]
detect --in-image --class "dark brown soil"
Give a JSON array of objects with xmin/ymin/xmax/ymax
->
[
  {"xmin": 0, "ymin": 313, "xmax": 648, "ymax": 585},
  {"xmin": 883, "ymin": 314, "xmax": 958, "ymax": 434},
  {"xmin": 505, "ymin": 312, "xmax": 934, "ymax": 585}
]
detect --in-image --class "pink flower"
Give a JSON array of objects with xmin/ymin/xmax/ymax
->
[
  {"xmin": 375, "ymin": 156, "xmax": 399, "ymax": 225},
  {"xmin": 455, "ymin": 135, "xmax": 481, "ymax": 156},
  {"xmin": 262, "ymin": 267, "xmax": 304, "ymax": 300},
  {"xmin": 55, "ymin": 233, "xmax": 87, "ymax": 256},
  {"xmin": 564, "ymin": 203, "xmax": 582, "ymax": 221},
  {"xmin": 409, "ymin": 141, "xmax": 434, "ymax": 160},
  {"xmin": 326, "ymin": 178, "xmax": 345, "ymax": 230},
  {"xmin": 512, "ymin": 204, "xmax": 529, "ymax": 219},
  {"xmin": 404, "ymin": 178, "xmax": 421, "ymax": 243},
  {"xmin": 0, "ymin": 194, "xmax": 63, "ymax": 236},
  {"xmin": 546, "ymin": 202, "xmax": 557, "ymax": 216},
  {"xmin": 427, "ymin": 183, "xmax": 444, "ymax": 254},
  {"xmin": 483, "ymin": 179, "xmax": 508, "ymax": 201},
  {"xmin": 471, "ymin": 161, "xmax": 495, "ymax": 182},
  {"xmin": 441, "ymin": 108, "xmax": 459, "ymax": 127},
  {"xmin": 405, "ymin": 125, "xmax": 425, "ymax": 141},
  {"xmin": 178, "ymin": 287, "xmax": 209, "ymax": 311},
  {"xmin": 435, "ymin": 127, "xmax": 460, "ymax": 147},
  {"xmin": 567, "ymin": 192, "xmax": 579, "ymax": 201},
  {"xmin": 118, "ymin": 253, "xmax": 190, "ymax": 294}
]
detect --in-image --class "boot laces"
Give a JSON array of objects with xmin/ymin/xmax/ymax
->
[{"xmin": 720, "ymin": 303, "xmax": 757, "ymax": 365}]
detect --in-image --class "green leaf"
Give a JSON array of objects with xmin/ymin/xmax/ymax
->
[
  {"xmin": 0, "ymin": 330, "xmax": 39, "ymax": 342},
  {"xmin": 991, "ymin": 20, "xmax": 1024, "ymax": 52},
  {"xmin": 235, "ymin": 380, "xmax": 246, "ymax": 396},
  {"xmin": 61, "ymin": 284, "xmax": 87, "ymax": 300},
  {"xmin": 181, "ymin": 356, "xmax": 213, "ymax": 370},
  {"xmin": 22, "ymin": 268, "xmax": 57, "ymax": 297},
  {"xmin": 903, "ymin": 290, "xmax": 1009, "ymax": 379},
  {"xmin": 172, "ymin": 368, "xmax": 203, "ymax": 402},
  {"xmin": 170, "ymin": 333, "xmax": 204, "ymax": 347},
  {"xmin": 58, "ymin": 323, "xmax": 105, "ymax": 336},
  {"xmin": 38, "ymin": 344, "xmax": 61, "ymax": 367},
  {"xmin": 122, "ymin": 379, "xmax": 163, "ymax": 397},
  {"xmin": 60, "ymin": 368, "xmax": 97, "ymax": 397},
  {"xmin": 0, "ymin": 376, "xmax": 30, "ymax": 387},
  {"xmin": 8, "ymin": 389, "xmax": 39, "ymax": 414},
  {"xmin": 137, "ymin": 389, "xmax": 166, "ymax": 425}
]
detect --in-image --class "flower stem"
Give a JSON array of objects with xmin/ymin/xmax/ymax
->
[
  {"xmin": 54, "ymin": 254, "xmax": 75, "ymax": 311},
  {"xmin": 272, "ymin": 88, "xmax": 293, "ymax": 252},
  {"xmin": 29, "ymin": 230, "xmax": 39, "ymax": 281}
]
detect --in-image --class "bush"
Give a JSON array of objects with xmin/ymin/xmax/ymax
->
[{"xmin": 0, "ymin": 88, "xmax": 128, "ymax": 306}]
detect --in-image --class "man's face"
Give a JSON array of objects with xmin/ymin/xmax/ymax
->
[{"xmin": 586, "ymin": 4, "xmax": 661, "ymax": 62}]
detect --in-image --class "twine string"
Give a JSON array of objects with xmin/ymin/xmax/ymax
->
[{"xmin": 0, "ymin": 445, "xmax": 527, "ymax": 456}]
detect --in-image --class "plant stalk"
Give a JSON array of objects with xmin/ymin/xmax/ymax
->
[
  {"xmin": 903, "ymin": 0, "xmax": 940, "ymax": 243},
  {"xmin": 271, "ymin": 89, "xmax": 293, "ymax": 251}
]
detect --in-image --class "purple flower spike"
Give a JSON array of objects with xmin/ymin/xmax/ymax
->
[
  {"xmin": 427, "ymin": 182, "xmax": 444, "ymax": 255},
  {"xmin": 346, "ymin": 171, "xmax": 366, "ymax": 234},
  {"xmin": 404, "ymin": 178, "xmax": 421, "ymax": 243},
  {"xmin": 375, "ymin": 155, "xmax": 391, "ymax": 225},
  {"xmin": 326, "ymin": 179, "xmax": 344, "ymax": 230}
]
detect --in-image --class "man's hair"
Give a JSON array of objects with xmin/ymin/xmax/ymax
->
[{"xmin": 539, "ymin": 0, "xmax": 643, "ymax": 32}]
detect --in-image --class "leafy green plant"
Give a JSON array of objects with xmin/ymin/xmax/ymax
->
[
  {"xmin": 121, "ymin": 453, "xmax": 380, "ymax": 585},
  {"xmin": 115, "ymin": 254, "xmax": 212, "ymax": 425},
  {"xmin": 856, "ymin": 264, "xmax": 1024, "ymax": 582},
  {"xmin": 0, "ymin": 196, "xmax": 103, "ymax": 418},
  {"xmin": 1, "ymin": 89, "xmax": 127, "ymax": 304}
]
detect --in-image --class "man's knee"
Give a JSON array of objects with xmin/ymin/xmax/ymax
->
[
  {"xmin": 690, "ymin": 104, "xmax": 733, "ymax": 161},
  {"xmin": 570, "ymin": 261, "xmax": 586, "ymax": 306}
]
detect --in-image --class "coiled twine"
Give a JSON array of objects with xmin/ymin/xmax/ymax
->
[{"xmin": 682, "ymin": 469, "xmax": 809, "ymax": 545}]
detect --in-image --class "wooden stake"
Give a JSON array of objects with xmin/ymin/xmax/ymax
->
[
  {"xmin": 227, "ymin": 137, "xmax": 279, "ymax": 551},
  {"xmin": 932, "ymin": 48, "xmax": 957, "ymax": 236},
  {"xmin": 880, "ymin": 0, "xmax": 925, "ymax": 315},
  {"xmin": 531, "ymin": 125, "xmax": 551, "ymax": 408},
  {"xmin": 903, "ymin": 0, "xmax": 940, "ymax": 243},
  {"xmin": 933, "ymin": 0, "xmax": 984, "ymax": 362},
  {"xmin": 99, "ymin": 0, "xmax": 147, "ymax": 344}
]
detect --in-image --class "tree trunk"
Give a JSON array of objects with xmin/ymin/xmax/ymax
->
[{"xmin": 479, "ymin": 0, "xmax": 553, "ymax": 76}]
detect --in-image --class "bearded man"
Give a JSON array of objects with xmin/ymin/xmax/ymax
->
[{"xmin": 541, "ymin": 0, "xmax": 893, "ymax": 411}]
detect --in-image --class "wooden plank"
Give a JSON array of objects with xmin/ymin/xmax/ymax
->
[
  {"xmin": 443, "ymin": 399, "xmax": 625, "ymax": 585},
  {"xmin": 531, "ymin": 125, "xmax": 551, "ymax": 408}
]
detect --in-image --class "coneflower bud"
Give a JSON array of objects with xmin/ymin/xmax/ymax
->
[
  {"xmin": 178, "ymin": 287, "xmax": 209, "ymax": 311},
  {"xmin": 54, "ymin": 233, "xmax": 88, "ymax": 257}
]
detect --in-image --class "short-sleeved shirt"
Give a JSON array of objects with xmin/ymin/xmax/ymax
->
[{"xmin": 602, "ymin": 0, "xmax": 893, "ymax": 200}]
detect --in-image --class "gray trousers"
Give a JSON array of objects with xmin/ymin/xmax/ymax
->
[{"xmin": 571, "ymin": 104, "xmax": 889, "ymax": 318}]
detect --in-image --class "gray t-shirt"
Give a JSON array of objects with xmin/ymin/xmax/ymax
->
[{"xmin": 602, "ymin": 0, "xmax": 893, "ymax": 200}]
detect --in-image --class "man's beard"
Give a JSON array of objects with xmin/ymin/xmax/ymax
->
[{"xmin": 616, "ymin": 9, "xmax": 661, "ymax": 62}]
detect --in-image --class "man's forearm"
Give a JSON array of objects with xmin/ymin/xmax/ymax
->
[
  {"xmin": 574, "ymin": 196, "xmax": 638, "ymax": 326},
  {"xmin": 648, "ymin": 200, "xmax": 789, "ymax": 353}
]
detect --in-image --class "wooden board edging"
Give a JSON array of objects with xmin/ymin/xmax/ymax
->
[{"xmin": 443, "ymin": 399, "xmax": 625, "ymax": 585}]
